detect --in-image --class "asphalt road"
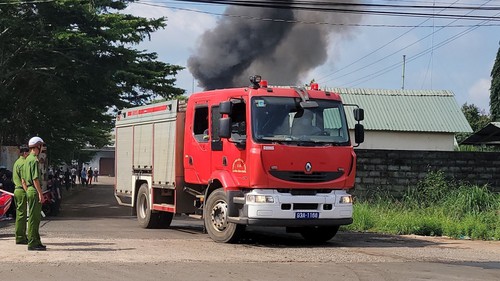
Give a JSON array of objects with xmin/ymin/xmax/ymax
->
[{"xmin": 1, "ymin": 177, "xmax": 499, "ymax": 281}]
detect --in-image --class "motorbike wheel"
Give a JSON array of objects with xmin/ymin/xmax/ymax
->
[{"xmin": 42, "ymin": 204, "xmax": 51, "ymax": 217}]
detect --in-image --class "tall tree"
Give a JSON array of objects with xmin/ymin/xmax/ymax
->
[
  {"xmin": 0, "ymin": 0, "xmax": 184, "ymax": 163},
  {"xmin": 456, "ymin": 103, "xmax": 491, "ymax": 143},
  {"xmin": 491, "ymin": 43, "xmax": 500, "ymax": 121}
]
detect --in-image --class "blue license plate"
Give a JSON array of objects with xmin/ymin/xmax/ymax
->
[{"xmin": 295, "ymin": 212, "xmax": 319, "ymax": 219}]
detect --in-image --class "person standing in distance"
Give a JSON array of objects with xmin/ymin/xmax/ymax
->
[
  {"xmin": 22, "ymin": 136, "xmax": 46, "ymax": 251},
  {"xmin": 13, "ymin": 145, "xmax": 29, "ymax": 245}
]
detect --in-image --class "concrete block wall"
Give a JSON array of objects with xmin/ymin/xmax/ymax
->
[{"xmin": 353, "ymin": 149, "xmax": 500, "ymax": 198}]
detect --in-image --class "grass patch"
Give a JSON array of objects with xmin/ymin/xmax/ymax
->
[{"xmin": 346, "ymin": 171, "xmax": 500, "ymax": 240}]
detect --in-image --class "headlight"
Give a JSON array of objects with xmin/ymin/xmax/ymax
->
[
  {"xmin": 247, "ymin": 195, "xmax": 275, "ymax": 203},
  {"xmin": 339, "ymin": 195, "xmax": 352, "ymax": 204}
]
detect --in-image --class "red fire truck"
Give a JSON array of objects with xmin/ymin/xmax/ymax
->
[{"xmin": 114, "ymin": 76, "xmax": 364, "ymax": 243}]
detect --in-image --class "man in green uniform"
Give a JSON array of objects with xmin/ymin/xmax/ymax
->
[
  {"xmin": 13, "ymin": 145, "xmax": 30, "ymax": 244},
  {"xmin": 22, "ymin": 136, "xmax": 46, "ymax": 251}
]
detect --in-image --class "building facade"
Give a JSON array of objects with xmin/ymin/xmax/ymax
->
[{"xmin": 327, "ymin": 88, "xmax": 472, "ymax": 151}]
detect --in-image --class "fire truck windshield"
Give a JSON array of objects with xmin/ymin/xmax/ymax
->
[{"xmin": 251, "ymin": 96, "xmax": 350, "ymax": 145}]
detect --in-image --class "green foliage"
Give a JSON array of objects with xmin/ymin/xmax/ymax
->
[
  {"xmin": 346, "ymin": 203, "xmax": 377, "ymax": 231},
  {"xmin": 349, "ymin": 172, "xmax": 500, "ymax": 240},
  {"xmin": 0, "ymin": 0, "xmax": 184, "ymax": 163},
  {"xmin": 461, "ymin": 103, "xmax": 491, "ymax": 132},
  {"xmin": 442, "ymin": 213, "xmax": 498, "ymax": 240},
  {"xmin": 444, "ymin": 185, "xmax": 499, "ymax": 217},
  {"xmin": 456, "ymin": 145, "xmax": 499, "ymax": 152},
  {"xmin": 491, "ymin": 43, "xmax": 500, "ymax": 121},
  {"xmin": 456, "ymin": 103, "xmax": 491, "ymax": 144},
  {"xmin": 403, "ymin": 170, "xmax": 451, "ymax": 207}
]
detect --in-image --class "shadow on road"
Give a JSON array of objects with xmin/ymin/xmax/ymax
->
[
  {"xmin": 48, "ymin": 247, "xmax": 136, "ymax": 252},
  {"xmin": 238, "ymin": 228, "xmax": 442, "ymax": 248},
  {"xmin": 0, "ymin": 180, "xmax": 446, "ymax": 249},
  {"xmin": 441, "ymin": 261, "xmax": 500, "ymax": 270},
  {"xmin": 49, "ymin": 184, "xmax": 131, "ymax": 219},
  {"xmin": 46, "ymin": 241, "xmax": 135, "ymax": 252},
  {"xmin": 48, "ymin": 242, "xmax": 116, "ymax": 246}
]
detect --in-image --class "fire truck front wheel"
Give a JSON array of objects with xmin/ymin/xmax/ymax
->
[
  {"xmin": 204, "ymin": 188, "xmax": 244, "ymax": 243},
  {"xmin": 136, "ymin": 184, "xmax": 159, "ymax": 228}
]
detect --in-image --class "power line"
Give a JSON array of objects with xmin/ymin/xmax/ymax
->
[
  {"xmin": 338, "ymin": 17, "xmax": 496, "ymax": 88},
  {"xmin": 168, "ymin": 0, "xmax": 500, "ymax": 21},
  {"xmin": 172, "ymin": 0, "xmax": 500, "ymax": 11},
  {"xmin": 319, "ymin": 0, "xmax": 495, "ymax": 86},
  {"xmin": 0, "ymin": 0, "xmax": 54, "ymax": 5},
  {"xmin": 316, "ymin": 0, "xmax": 462, "ymax": 82},
  {"xmin": 421, "ymin": 0, "xmax": 438, "ymax": 89},
  {"xmin": 133, "ymin": 0, "xmax": 498, "ymax": 90},
  {"xmin": 136, "ymin": 1, "xmax": 500, "ymax": 27}
]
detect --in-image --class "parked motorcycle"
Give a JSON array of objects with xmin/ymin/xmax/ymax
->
[
  {"xmin": 0, "ymin": 191, "xmax": 13, "ymax": 219},
  {"xmin": 42, "ymin": 175, "xmax": 62, "ymax": 216}
]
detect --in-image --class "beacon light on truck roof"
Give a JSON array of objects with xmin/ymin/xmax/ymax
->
[{"xmin": 250, "ymin": 75, "xmax": 262, "ymax": 89}]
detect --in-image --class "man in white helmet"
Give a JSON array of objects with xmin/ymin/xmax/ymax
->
[{"xmin": 22, "ymin": 136, "xmax": 46, "ymax": 251}]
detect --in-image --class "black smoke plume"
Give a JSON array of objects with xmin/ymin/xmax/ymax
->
[{"xmin": 188, "ymin": 1, "xmax": 363, "ymax": 90}]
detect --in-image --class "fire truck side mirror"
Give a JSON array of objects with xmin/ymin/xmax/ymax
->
[
  {"xmin": 220, "ymin": 101, "xmax": 232, "ymax": 115},
  {"xmin": 219, "ymin": 117, "xmax": 232, "ymax": 138},
  {"xmin": 354, "ymin": 124, "xmax": 364, "ymax": 144},
  {"xmin": 354, "ymin": 108, "xmax": 364, "ymax": 121}
]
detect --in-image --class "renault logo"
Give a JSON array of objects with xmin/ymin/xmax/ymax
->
[{"xmin": 305, "ymin": 162, "xmax": 312, "ymax": 173}]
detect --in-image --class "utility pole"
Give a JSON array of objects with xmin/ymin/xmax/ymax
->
[{"xmin": 401, "ymin": 55, "xmax": 406, "ymax": 90}]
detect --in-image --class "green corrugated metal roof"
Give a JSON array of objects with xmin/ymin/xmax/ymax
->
[{"xmin": 326, "ymin": 88, "xmax": 472, "ymax": 133}]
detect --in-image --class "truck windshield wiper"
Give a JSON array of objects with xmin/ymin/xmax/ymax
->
[
  {"xmin": 258, "ymin": 136, "xmax": 293, "ymax": 144},
  {"xmin": 292, "ymin": 140, "xmax": 331, "ymax": 147},
  {"xmin": 259, "ymin": 136, "xmax": 346, "ymax": 146}
]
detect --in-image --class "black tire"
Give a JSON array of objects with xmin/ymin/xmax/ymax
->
[
  {"xmin": 157, "ymin": 212, "xmax": 174, "ymax": 229},
  {"xmin": 136, "ymin": 184, "xmax": 159, "ymax": 228},
  {"xmin": 204, "ymin": 188, "xmax": 244, "ymax": 243},
  {"xmin": 299, "ymin": 226, "xmax": 339, "ymax": 243},
  {"xmin": 42, "ymin": 204, "xmax": 51, "ymax": 217}
]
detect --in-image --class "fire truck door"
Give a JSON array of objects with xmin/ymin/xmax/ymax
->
[{"xmin": 185, "ymin": 105, "xmax": 211, "ymax": 184}]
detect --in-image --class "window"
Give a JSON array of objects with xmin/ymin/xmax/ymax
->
[
  {"xmin": 230, "ymin": 101, "xmax": 246, "ymax": 140},
  {"xmin": 251, "ymin": 97, "xmax": 349, "ymax": 145},
  {"xmin": 193, "ymin": 106, "xmax": 209, "ymax": 142}
]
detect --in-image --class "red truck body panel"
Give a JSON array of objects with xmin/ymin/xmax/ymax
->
[{"xmin": 115, "ymin": 81, "xmax": 360, "ymax": 242}]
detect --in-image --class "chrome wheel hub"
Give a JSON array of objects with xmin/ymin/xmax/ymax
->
[{"xmin": 211, "ymin": 200, "xmax": 228, "ymax": 231}]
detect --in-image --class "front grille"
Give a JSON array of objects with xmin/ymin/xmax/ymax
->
[{"xmin": 269, "ymin": 171, "xmax": 344, "ymax": 183}]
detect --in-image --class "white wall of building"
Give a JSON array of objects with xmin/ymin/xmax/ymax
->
[
  {"xmin": 351, "ymin": 130, "xmax": 456, "ymax": 151},
  {"xmin": 85, "ymin": 150, "xmax": 115, "ymax": 176}
]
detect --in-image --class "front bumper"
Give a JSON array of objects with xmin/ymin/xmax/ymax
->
[
  {"xmin": 228, "ymin": 189, "xmax": 353, "ymax": 227},
  {"xmin": 228, "ymin": 217, "xmax": 352, "ymax": 226}
]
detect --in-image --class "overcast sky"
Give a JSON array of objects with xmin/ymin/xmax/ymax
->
[{"xmin": 124, "ymin": 1, "xmax": 500, "ymax": 113}]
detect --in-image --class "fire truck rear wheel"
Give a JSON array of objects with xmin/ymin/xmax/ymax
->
[
  {"xmin": 157, "ymin": 212, "xmax": 174, "ymax": 229},
  {"xmin": 136, "ymin": 184, "xmax": 159, "ymax": 228},
  {"xmin": 204, "ymin": 188, "xmax": 244, "ymax": 243},
  {"xmin": 299, "ymin": 226, "xmax": 339, "ymax": 243}
]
